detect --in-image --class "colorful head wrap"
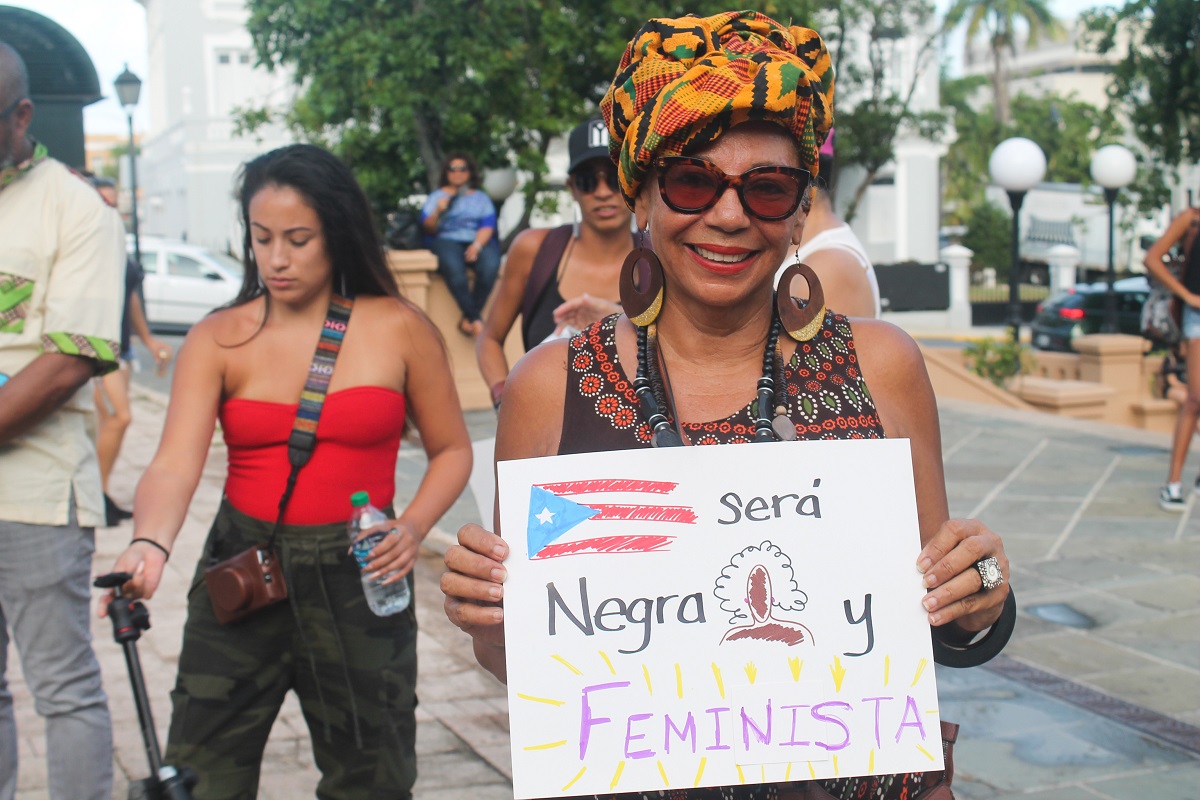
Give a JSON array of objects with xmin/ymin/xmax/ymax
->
[{"xmin": 601, "ymin": 10, "xmax": 834, "ymax": 210}]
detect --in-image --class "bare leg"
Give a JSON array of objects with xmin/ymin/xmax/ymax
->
[
  {"xmin": 94, "ymin": 364, "xmax": 132, "ymax": 491},
  {"xmin": 1166, "ymin": 338, "xmax": 1200, "ymax": 484}
]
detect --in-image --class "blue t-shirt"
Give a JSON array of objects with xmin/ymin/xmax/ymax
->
[{"xmin": 421, "ymin": 188, "xmax": 498, "ymax": 243}]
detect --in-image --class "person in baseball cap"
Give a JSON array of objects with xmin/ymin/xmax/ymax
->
[{"xmin": 475, "ymin": 116, "xmax": 633, "ymax": 407}]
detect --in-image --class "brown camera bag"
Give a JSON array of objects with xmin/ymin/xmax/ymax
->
[{"xmin": 202, "ymin": 294, "xmax": 353, "ymax": 625}]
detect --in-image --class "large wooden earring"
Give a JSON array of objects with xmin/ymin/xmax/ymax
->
[
  {"xmin": 776, "ymin": 260, "xmax": 826, "ymax": 341},
  {"xmin": 619, "ymin": 233, "xmax": 664, "ymax": 327}
]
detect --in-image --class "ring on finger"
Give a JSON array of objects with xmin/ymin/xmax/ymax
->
[{"xmin": 974, "ymin": 556, "xmax": 1004, "ymax": 590}]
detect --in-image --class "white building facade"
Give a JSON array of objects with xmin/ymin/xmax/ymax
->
[
  {"xmin": 137, "ymin": 0, "xmax": 294, "ymax": 253},
  {"xmin": 960, "ymin": 20, "xmax": 1118, "ymax": 113},
  {"xmin": 831, "ymin": 17, "xmax": 947, "ymax": 266}
]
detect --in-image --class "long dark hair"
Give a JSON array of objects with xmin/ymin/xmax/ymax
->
[
  {"xmin": 438, "ymin": 152, "xmax": 481, "ymax": 189},
  {"xmin": 231, "ymin": 143, "xmax": 400, "ymax": 308}
]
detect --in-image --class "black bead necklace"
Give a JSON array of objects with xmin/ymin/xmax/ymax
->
[{"xmin": 633, "ymin": 299, "xmax": 794, "ymax": 447}]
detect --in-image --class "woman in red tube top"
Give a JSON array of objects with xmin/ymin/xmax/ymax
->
[{"xmin": 102, "ymin": 143, "xmax": 472, "ymax": 799}]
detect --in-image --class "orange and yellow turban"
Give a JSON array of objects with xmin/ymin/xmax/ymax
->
[{"xmin": 601, "ymin": 10, "xmax": 834, "ymax": 210}]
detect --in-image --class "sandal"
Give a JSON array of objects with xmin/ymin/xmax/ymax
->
[{"xmin": 458, "ymin": 317, "xmax": 476, "ymax": 337}]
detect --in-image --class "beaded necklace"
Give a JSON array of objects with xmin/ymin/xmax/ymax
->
[{"xmin": 632, "ymin": 300, "xmax": 796, "ymax": 447}]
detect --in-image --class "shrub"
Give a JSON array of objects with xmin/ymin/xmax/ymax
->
[
  {"xmin": 963, "ymin": 337, "xmax": 1029, "ymax": 387},
  {"xmin": 963, "ymin": 201, "xmax": 1012, "ymax": 282}
]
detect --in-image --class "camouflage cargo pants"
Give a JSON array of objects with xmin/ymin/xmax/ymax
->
[{"xmin": 164, "ymin": 500, "xmax": 417, "ymax": 800}]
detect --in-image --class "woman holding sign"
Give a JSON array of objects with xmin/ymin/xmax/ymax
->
[{"xmin": 443, "ymin": 10, "xmax": 1013, "ymax": 800}]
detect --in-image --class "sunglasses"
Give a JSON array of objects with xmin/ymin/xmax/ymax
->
[
  {"xmin": 0, "ymin": 97, "xmax": 26, "ymax": 120},
  {"xmin": 655, "ymin": 156, "xmax": 812, "ymax": 221},
  {"xmin": 570, "ymin": 162, "xmax": 618, "ymax": 195},
  {"xmin": 447, "ymin": 164, "xmax": 470, "ymax": 173}
]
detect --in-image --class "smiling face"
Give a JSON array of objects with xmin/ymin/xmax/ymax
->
[
  {"xmin": 248, "ymin": 183, "xmax": 333, "ymax": 303},
  {"xmin": 569, "ymin": 157, "xmax": 631, "ymax": 236},
  {"xmin": 634, "ymin": 123, "xmax": 807, "ymax": 314}
]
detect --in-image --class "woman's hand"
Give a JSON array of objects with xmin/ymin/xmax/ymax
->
[
  {"xmin": 1184, "ymin": 291, "xmax": 1200, "ymax": 310},
  {"xmin": 97, "ymin": 541, "xmax": 169, "ymax": 617},
  {"xmin": 465, "ymin": 242, "xmax": 481, "ymax": 263},
  {"xmin": 552, "ymin": 293, "xmax": 621, "ymax": 334},
  {"xmin": 916, "ymin": 518, "xmax": 1010, "ymax": 633},
  {"xmin": 358, "ymin": 521, "xmax": 420, "ymax": 584},
  {"xmin": 441, "ymin": 523, "xmax": 507, "ymax": 651},
  {"xmin": 435, "ymin": 193, "xmax": 452, "ymax": 213}
]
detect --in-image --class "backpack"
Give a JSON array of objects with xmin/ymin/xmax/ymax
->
[{"xmin": 1141, "ymin": 210, "xmax": 1198, "ymax": 346}]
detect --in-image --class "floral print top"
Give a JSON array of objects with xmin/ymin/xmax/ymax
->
[{"xmin": 559, "ymin": 312, "xmax": 884, "ymax": 455}]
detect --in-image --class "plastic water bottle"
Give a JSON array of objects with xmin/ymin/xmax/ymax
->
[{"xmin": 348, "ymin": 491, "xmax": 411, "ymax": 616}]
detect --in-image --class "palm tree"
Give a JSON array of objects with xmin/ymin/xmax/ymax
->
[{"xmin": 943, "ymin": 0, "xmax": 1065, "ymax": 124}]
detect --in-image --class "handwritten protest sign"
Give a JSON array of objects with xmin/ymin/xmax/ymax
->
[{"xmin": 498, "ymin": 438, "xmax": 941, "ymax": 799}]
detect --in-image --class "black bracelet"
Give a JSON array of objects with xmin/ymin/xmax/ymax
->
[
  {"xmin": 130, "ymin": 537, "xmax": 170, "ymax": 561},
  {"xmin": 931, "ymin": 587, "xmax": 1016, "ymax": 669}
]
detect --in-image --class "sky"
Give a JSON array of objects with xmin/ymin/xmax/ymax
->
[{"xmin": 5, "ymin": 0, "xmax": 1109, "ymax": 138}]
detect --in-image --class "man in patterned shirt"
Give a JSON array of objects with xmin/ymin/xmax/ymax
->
[{"xmin": 0, "ymin": 41, "xmax": 122, "ymax": 800}]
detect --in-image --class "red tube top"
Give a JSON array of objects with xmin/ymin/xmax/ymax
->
[{"xmin": 220, "ymin": 386, "xmax": 407, "ymax": 525}]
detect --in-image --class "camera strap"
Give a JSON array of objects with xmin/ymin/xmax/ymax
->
[{"xmin": 264, "ymin": 293, "xmax": 355, "ymax": 552}]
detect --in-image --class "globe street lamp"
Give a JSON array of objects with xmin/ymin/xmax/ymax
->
[
  {"xmin": 989, "ymin": 137, "xmax": 1047, "ymax": 343},
  {"xmin": 1089, "ymin": 144, "xmax": 1137, "ymax": 333},
  {"xmin": 113, "ymin": 65, "xmax": 142, "ymax": 268}
]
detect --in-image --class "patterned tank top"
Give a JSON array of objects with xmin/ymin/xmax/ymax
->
[
  {"xmin": 560, "ymin": 312, "xmax": 885, "ymax": 455},
  {"xmin": 552, "ymin": 314, "xmax": 947, "ymax": 800}
]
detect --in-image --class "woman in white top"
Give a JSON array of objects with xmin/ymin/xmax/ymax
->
[{"xmin": 775, "ymin": 129, "xmax": 881, "ymax": 318}]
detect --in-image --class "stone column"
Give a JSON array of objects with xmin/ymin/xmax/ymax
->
[
  {"xmin": 941, "ymin": 244, "xmax": 973, "ymax": 331},
  {"xmin": 1073, "ymin": 333, "xmax": 1149, "ymax": 426},
  {"xmin": 387, "ymin": 249, "xmax": 435, "ymax": 310},
  {"xmin": 1047, "ymin": 244, "xmax": 1081, "ymax": 297},
  {"xmin": 386, "ymin": 249, "xmax": 524, "ymax": 411}
]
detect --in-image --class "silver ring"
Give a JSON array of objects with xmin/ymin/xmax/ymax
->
[{"xmin": 975, "ymin": 556, "xmax": 1004, "ymax": 590}]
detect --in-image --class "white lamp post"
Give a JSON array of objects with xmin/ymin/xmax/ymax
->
[
  {"xmin": 483, "ymin": 167, "xmax": 518, "ymax": 205},
  {"xmin": 989, "ymin": 137, "xmax": 1047, "ymax": 343},
  {"xmin": 113, "ymin": 65, "xmax": 142, "ymax": 268},
  {"xmin": 1089, "ymin": 144, "xmax": 1137, "ymax": 333}
]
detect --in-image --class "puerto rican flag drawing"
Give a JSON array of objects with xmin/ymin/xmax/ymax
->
[{"xmin": 526, "ymin": 478, "xmax": 698, "ymax": 560}]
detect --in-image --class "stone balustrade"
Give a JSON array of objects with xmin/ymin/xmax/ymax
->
[
  {"xmin": 929, "ymin": 331, "xmax": 1178, "ymax": 433},
  {"xmin": 387, "ymin": 249, "xmax": 523, "ymax": 411},
  {"xmin": 1019, "ymin": 336, "xmax": 1180, "ymax": 432}
]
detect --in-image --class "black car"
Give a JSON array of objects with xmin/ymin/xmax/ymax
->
[{"xmin": 1030, "ymin": 277, "xmax": 1150, "ymax": 352}]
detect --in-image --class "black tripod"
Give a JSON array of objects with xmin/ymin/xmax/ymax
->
[{"xmin": 94, "ymin": 572, "xmax": 197, "ymax": 800}]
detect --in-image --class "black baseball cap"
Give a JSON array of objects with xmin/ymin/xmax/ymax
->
[{"xmin": 567, "ymin": 117, "xmax": 612, "ymax": 174}]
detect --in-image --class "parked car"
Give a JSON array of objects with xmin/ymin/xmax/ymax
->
[
  {"xmin": 1030, "ymin": 276, "xmax": 1150, "ymax": 352},
  {"xmin": 131, "ymin": 237, "xmax": 244, "ymax": 331}
]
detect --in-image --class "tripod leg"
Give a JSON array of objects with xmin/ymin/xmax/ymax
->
[{"xmin": 122, "ymin": 640, "xmax": 166, "ymax": 777}]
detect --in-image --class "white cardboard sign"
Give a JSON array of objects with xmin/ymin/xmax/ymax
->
[{"xmin": 498, "ymin": 439, "xmax": 942, "ymax": 799}]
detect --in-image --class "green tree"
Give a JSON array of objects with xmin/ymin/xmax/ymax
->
[
  {"xmin": 940, "ymin": 73, "xmax": 998, "ymax": 223},
  {"xmin": 808, "ymin": 0, "xmax": 948, "ymax": 223},
  {"xmin": 940, "ymin": 85, "xmax": 1125, "ymax": 224},
  {"xmin": 1008, "ymin": 93, "xmax": 1123, "ymax": 183},
  {"xmin": 239, "ymin": 1, "xmax": 781, "ymax": 238},
  {"xmin": 961, "ymin": 199, "xmax": 1012, "ymax": 278},
  {"xmin": 1081, "ymin": 0, "xmax": 1199, "ymax": 179},
  {"xmin": 942, "ymin": 0, "xmax": 1064, "ymax": 124}
]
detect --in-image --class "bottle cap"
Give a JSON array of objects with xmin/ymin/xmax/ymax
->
[{"xmin": 350, "ymin": 491, "xmax": 370, "ymax": 507}]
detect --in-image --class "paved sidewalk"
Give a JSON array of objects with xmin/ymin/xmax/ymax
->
[{"xmin": 7, "ymin": 391, "xmax": 1199, "ymax": 799}]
